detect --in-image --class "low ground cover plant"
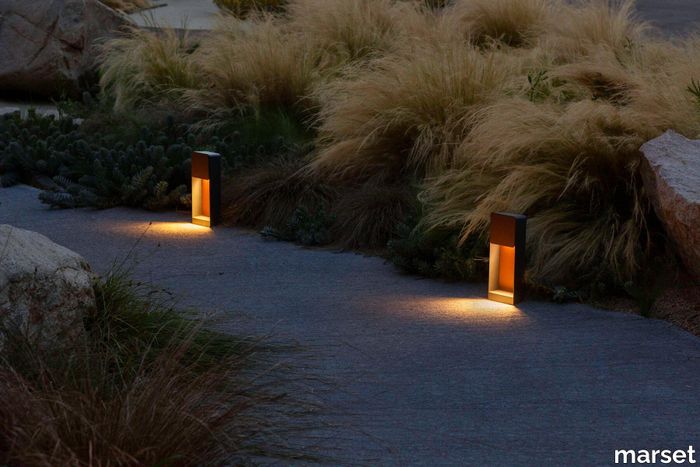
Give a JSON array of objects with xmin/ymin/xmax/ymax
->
[
  {"xmin": 5, "ymin": 0, "xmax": 699, "ymax": 312},
  {"xmin": 0, "ymin": 110, "xmax": 191, "ymax": 209},
  {"xmin": 0, "ymin": 103, "xmax": 306, "ymax": 209},
  {"xmin": 0, "ymin": 271, "xmax": 316, "ymax": 465}
]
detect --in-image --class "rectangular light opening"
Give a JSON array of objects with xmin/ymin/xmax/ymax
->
[
  {"xmin": 191, "ymin": 177, "xmax": 211, "ymax": 227},
  {"xmin": 488, "ymin": 243, "xmax": 516, "ymax": 304}
]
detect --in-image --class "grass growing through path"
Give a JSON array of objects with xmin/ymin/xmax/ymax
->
[{"xmin": 0, "ymin": 271, "xmax": 318, "ymax": 465}]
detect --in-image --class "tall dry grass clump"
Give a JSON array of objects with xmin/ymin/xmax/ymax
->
[
  {"xmin": 331, "ymin": 181, "xmax": 415, "ymax": 249},
  {"xmin": 223, "ymin": 158, "xmax": 337, "ymax": 228},
  {"xmin": 623, "ymin": 39, "xmax": 700, "ymax": 136},
  {"xmin": 0, "ymin": 345, "xmax": 243, "ymax": 465},
  {"xmin": 421, "ymin": 85, "xmax": 698, "ymax": 283},
  {"xmin": 286, "ymin": 0, "xmax": 406, "ymax": 66},
  {"xmin": 0, "ymin": 273, "xmax": 316, "ymax": 465},
  {"xmin": 451, "ymin": 0, "xmax": 552, "ymax": 47},
  {"xmin": 189, "ymin": 16, "xmax": 321, "ymax": 117},
  {"xmin": 100, "ymin": 28, "xmax": 199, "ymax": 112},
  {"xmin": 543, "ymin": 0, "xmax": 647, "ymax": 59},
  {"xmin": 311, "ymin": 43, "xmax": 521, "ymax": 182}
]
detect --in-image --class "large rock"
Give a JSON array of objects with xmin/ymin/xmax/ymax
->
[
  {"xmin": 0, "ymin": 0, "xmax": 132, "ymax": 97},
  {"xmin": 640, "ymin": 130, "xmax": 700, "ymax": 280},
  {"xmin": 0, "ymin": 224, "xmax": 95, "ymax": 351}
]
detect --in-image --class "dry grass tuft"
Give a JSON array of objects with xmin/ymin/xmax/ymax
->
[
  {"xmin": 331, "ymin": 180, "xmax": 415, "ymax": 249},
  {"xmin": 0, "ymin": 346, "xmax": 241, "ymax": 465},
  {"xmin": 100, "ymin": 28, "xmax": 199, "ymax": 112},
  {"xmin": 549, "ymin": 50, "xmax": 641, "ymax": 104},
  {"xmin": 310, "ymin": 43, "xmax": 521, "ymax": 181},
  {"xmin": 421, "ymin": 95, "xmax": 677, "ymax": 283},
  {"xmin": 0, "ymin": 274, "xmax": 316, "ymax": 465},
  {"xmin": 188, "ymin": 16, "xmax": 320, "ymax": 116},
  {"xmin": 451, "ymin": 0, "xmax": 552, "ymax": 47},
  {"xmin": 287, "ymin": 0, "xmax": 403, "ymax": 66},
  {"xmin": 223, "ymin": 158, "xmax": 337, "ymax": 229},
  {"xmin": 543, "ymin": 0, "xmax": 648, "ymax": 59}
]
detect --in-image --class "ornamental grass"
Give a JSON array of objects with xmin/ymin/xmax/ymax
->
[{"xmin": 97, "ymin": 0, "xmax": 700, "ymax": 286}]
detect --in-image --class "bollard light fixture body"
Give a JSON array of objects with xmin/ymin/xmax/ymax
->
[
  {"xmin": 488, "ymin": 212, "xmax": 527, "ymax": 305},
  {"xmin": 191, "ymin": 151, "xmax": 221, "ymax": 228}
]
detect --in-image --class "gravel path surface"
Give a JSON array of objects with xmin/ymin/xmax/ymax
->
[{"xmin": 1, "ymin": 185, "xmax": 699, "ymax": 465}]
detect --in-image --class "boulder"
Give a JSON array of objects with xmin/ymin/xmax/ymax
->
[
  {"xmin": 640, "ymin": 130, "xmax": 700, "ymax": 280},
  {"xmin": 0, "ymin": 224, "xmax": 95, "ymax": 351},
  {"xmin": 0, "ymin": 0, "xmax": 132, "ymax": 97}
]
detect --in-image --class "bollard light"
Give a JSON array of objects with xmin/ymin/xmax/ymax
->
[
  {"xmin": 488, "ymin": 212, "xmax": 526, "ymax": 305},
  {"xmin": 191, "ymin": 151, "xmax": 221, "ymax": 228}
]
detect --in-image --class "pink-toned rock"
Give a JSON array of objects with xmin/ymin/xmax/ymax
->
[
  {"xmin": 640, "ymin": 130, "xmax": 700, "ymax": 280},
  {"xmin": 0, "ymin": 224, "xmax": 95, "ymax": 352},
  {"xmin": 0, "ymin": 0, "xmax": 131, "ymax": 97}
]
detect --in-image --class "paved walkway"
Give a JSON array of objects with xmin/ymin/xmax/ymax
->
[
  {"xmin": 1, "ymin": 185, "xmax": 699, "ymax": 465},
  {"xmin": 636, "ymin": 0, "xmax": 700, "ymax": 35},
  {"xmin": 129, "ymin": 0, "xmax": 220, "ymax": 30}
]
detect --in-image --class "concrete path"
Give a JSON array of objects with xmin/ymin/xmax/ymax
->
[
  {"xmin": 636, "ymin": 0, "xmax": 700, "ymax": 35},
  {"xmin": 1, "ymin": 184, "xmax": 699, "ymax": 465},
  {"xmin": 129, "ymin": 0, "xmax": 220, "ymax": 30}
]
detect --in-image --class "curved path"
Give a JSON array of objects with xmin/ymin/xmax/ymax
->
[{"xmin": 1, "ymin": 185, "xmax": 699, "ymax": 465}]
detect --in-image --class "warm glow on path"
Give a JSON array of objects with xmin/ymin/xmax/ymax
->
[
  {"xmin": 105, "ymin": 220, "xmax": 212, "ymax": 238},
  {"xmin": 377, "ymin": 295, "xmax": 526, "ymax": 324}
]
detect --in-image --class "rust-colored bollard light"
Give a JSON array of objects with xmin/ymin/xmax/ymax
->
[
  {"xmin": 488, "ymin": 212, "xmax": 527, "ymax": 305},
  {"xmin": 191, "ymin": 151, "xmax": 221, "ymax": 228}
]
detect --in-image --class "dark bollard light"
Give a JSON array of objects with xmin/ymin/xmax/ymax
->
[
  {"xmin": 488, "ymin": 212, "xmax": 527, "ymax": 305},
  {"xmin": 191, "ymin": 151, "xmax": 221, "ymax": 228}
]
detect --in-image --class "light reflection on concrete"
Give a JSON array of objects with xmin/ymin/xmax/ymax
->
[
  {"xmin": 375, "ymin": 295, "xmax": 528, "ymax": 324},
  {"xmin": 105, "ymin": 220, "xmax": 212, "ymax": 238}
]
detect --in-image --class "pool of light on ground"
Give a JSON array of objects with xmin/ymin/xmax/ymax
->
[
  {"xmin": 104, "ymin": 220, "xmax": 212, "ymax": 238},
  {"xmin": 372, "ymin": 295, "xmax": 528, "ymax": 325}
]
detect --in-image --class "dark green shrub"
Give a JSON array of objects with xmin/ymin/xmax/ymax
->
[
  {"xmin": 388, "ymin": 220, "xmax": 488, "ymax": 281},
  {"xmin": 330, "ymin": 181, "xmax": 415, "ymax": 250},
  {"xmin": 211, "ymin": 108, "xmax": 315, "ymax": 171},
  {"xmin": 0, "ymin": 111, "xmax": 191, "ymax": 209},
  {"xmin": 261, "ymin": 206, "xmax": 335, "ymax": 246},
  {"xmin": 223, "ymin": 155, "xmax": 334, "ymax": 229},
  {"xmin": 0, "ymin": 107, "xmax": 313, "ymax": 210}
]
